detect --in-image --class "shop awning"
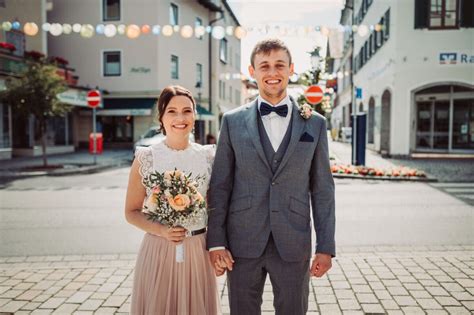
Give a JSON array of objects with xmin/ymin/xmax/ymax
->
[
  {"xmin": 197, "ymin": 104, "xmax": 215, "ymax": 121},
  {"xmin": 97, "ymin": 98, "xmax": 156, "ymax": 116}
]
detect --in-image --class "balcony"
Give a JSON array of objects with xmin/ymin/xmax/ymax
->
[
  {"xmin": 0, "ymin": 51, "xmax": 27, "ymax": 77},
  {"xmin": 0, "ymin": 51, "xmax": 78, "ymax": 86}
]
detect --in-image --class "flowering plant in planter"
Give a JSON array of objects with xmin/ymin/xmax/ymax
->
[
  {"xmin": 50, "ymin": 56, "xmax": 69, "ymax": 66},
  {"xmin": 330, "ymin": 163, "xmax": 426, "ymax": 178},
  {"xmin": 24, "ymin": 50, "xmax": 46, "ymax": 61},
  {"xmin": 0, "ymin": 42, "xmax": 16, "ymax": 52}
]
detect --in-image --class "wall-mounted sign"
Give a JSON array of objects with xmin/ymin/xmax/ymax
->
[
  {"xmin": 130, "ymin": 67, "xmax": 151, "ymax": 74},
  {"xmin": 439, "ymin": 52, "xmax": 474, "ymax": 65}
]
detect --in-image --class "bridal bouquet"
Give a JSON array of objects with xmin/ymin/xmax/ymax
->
[{"xmin": 141, "ymin": 169, "xmax": 207, "ymax": 262}]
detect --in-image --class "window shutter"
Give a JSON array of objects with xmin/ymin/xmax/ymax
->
[
  {"xmin": 460, "ymin": 0, "xmax": 474, "ymax": 27},
  {"xmin": 414, "ymin": 0, "xmax": 429, "ymax": 29}
]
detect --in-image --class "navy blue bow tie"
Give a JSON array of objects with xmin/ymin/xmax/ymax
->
[{"xmin": 260, "ymin": 102, "xmax": 288, "ymax": 117}]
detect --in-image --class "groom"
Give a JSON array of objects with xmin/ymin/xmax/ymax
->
[{"xmin": 207, "ymin": 38, "xmax": 335, "ymax": 315}]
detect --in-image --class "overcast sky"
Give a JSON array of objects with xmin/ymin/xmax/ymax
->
[{"xmin": 227, "ymin": 0, "xmax": 344, "ymax": 77}]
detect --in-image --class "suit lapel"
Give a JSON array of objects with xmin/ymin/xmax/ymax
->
[
  {"xmin": 273, "ymin": 100, "xmax": 306, "ymax": 179},
  {"xmin": 245, "ymin": 100, "xmax": 272, "ymax": 173}
]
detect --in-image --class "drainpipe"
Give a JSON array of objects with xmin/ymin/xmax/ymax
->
[{"xmin": 208, "ymin": 10, "xmax": 224, "ymax": 133}]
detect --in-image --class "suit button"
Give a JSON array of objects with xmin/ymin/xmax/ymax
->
[
  {"xmin": 271, "ymin": 182, "xmax": 276, "ymax": 186},
  {"xmin": 273, "ymin": 159, "xmax": 278, "ymax": 163}
]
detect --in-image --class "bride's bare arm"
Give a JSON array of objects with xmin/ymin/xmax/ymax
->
[{"xmin": 124, "ymin": 158, "xmax": 186, "ymax": 243}]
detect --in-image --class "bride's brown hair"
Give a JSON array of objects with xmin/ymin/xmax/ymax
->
[{"xmin": 156, "ymin": 85, "xmax": 196, "ymax": 135}]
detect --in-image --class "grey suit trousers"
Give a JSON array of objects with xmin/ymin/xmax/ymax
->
[{"xmin": 227, "ymin": 234, "xmax": 310, "ymax": 315}]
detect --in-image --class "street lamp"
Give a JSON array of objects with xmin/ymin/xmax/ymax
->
[{"xmin": 309, "ymin": 47, "xmax": 321, "ymax": 84}]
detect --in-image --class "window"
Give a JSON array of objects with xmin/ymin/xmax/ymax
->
[
  {"xmin": 103, "ymin": 51, "xmax": 121, "ymax": 76},
  {"xmin": 376, "ymin": 18, "xmax": 384, "ymax": 47},
  {"xmin": 370, "ymin": 32, "xmax": 376, "ymax": 54},
  {"xmin": 103, "ymin": 0, "xmax": 120, "ymax": 21},
  {"xmin": 384, "ymin": 9, "xmax": 391, "ymax": 39},
  {"xmin": 196, "ymin": 63, "xmax": 203, "ymax": 88},
  {"xmin": 219, "ymin": 80, "xmax": 223, "ymax": 99},
  {"xmin": 430, "ymin": 0, "xmax": 458, "ymax": 28},
  {"xmin": 220, "ymin": 38, "xmax": 228, "ymax": 63},
  {"xmin": 195, "ymin": 17, "xmax": 203, "ymax": 40},
  {"xmin": 229, "ymin": 86, "xmax": 232, "ymax": 102},
  {"xmin": 235, "ymin": 53, "xmax": 241, "ymax": 70},
  {"xmin": 416, "ymin": 0, "xmax": 473, "ymax": 28},
  {"xmin": 235, "ymin": 89, "xmax": 240, "ymax": 105},
  {"xmin": 171, "ymin": 55, "xmax": 179, "ymax": 79},
  {"xmin": 229, "ymin": 47, "xmax": 233, "ymax": 66},
  {"xmin": 170, "ymin": 3, "xmax": 178, "ymax": 26},
  {"xmin": 223, "ymin": 82, "xmax": 226, "ymax": 100},
  {"xmin": 364, "ymin": 42, "xmax": 369, "ymax": 63}
]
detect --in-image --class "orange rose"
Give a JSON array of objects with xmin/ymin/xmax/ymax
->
[{"xmin": 167, "ymin": 194, "xmax": 191, "ymax": 211}]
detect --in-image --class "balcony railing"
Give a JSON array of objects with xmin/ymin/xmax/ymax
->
[
  {"xmin": 0, "ymin": 51, "xmax": 78, "ymax": 86},
  {"xmin": 0, "ymin": 51, "xmax": 27, "ymax": 76}
]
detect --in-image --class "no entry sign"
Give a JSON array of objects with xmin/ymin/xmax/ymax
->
[
  {"xmin": 304, "ymin": 85, "xmax": 324, "ymax": 105},
  {"xmin": 87, "ymin": 90, "xmax": 101, "ymax": 108}
]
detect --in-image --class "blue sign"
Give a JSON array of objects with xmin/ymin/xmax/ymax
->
[
  {"xmin": 440, "ymin": 53, "xmax": 457, "ymax": 64},
  {"xmin": 355, "ymin": 87, "xmax": 362, "ymax": 99}
]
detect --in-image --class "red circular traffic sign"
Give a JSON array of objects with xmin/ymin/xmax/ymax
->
[
  {"xmin": 304, "ymin": 85, "xmax": 324, "ymax": 105},
  {"xmin": 87, "ymin": 90, "xmax": 101, "ymax": 108}
]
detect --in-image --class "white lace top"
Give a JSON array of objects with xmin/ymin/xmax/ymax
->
[{"xmin": 135, "ymin": 140, "xmax": 215, "ymax": 232}]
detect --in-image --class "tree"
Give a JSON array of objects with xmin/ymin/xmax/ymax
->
[{"xmin": 0, "ymin": 59, "xmax": 70, "ymax": 167}]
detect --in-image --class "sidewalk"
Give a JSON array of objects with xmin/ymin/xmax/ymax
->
[
  {"xmin": 328, "ymin": 139, "xmax": 474, "ymax": 183},
  {"xmin": 0, "ymin": 246, "xmax": 472, "ymax": 314},
  {"xmin": 0, "ymin": 149, "xmax": 132, "ymax": 180}
]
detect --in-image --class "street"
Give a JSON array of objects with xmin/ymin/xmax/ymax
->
[{"xmin": 1, "ymin": 167, "xmax": 473, "ymax": 256}]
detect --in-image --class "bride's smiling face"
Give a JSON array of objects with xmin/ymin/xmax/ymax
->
[{"xmin": 162, "ymin": 95, "xmax": 195, "ymax": 137}]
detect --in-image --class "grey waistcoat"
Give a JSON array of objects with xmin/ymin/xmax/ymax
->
[{"xmin": 257, "ymin": 113, "xmax": 293, "ymax": 174}]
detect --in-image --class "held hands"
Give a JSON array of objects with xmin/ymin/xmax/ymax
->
[
  {"xmin": 210, "ymin": 249, "xmax": 234, "ymax": 276},
  {"xmin": 310, "ymin": 253, "xmax": 332, "ymax": 277}
]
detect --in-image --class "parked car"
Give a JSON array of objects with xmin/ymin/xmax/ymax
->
[{"xmin": 134, "ymin": 126, "xmax": 195, "ymax": 152}]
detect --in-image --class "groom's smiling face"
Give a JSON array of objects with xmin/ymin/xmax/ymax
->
[{"xmin": 249, "ymin": 49, "xmax": 294, "ymax": 104}]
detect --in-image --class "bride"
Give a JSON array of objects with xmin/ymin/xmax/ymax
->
[{"xmin": 125, "ymin": 85, "xmax": 221, "ymax": 314}]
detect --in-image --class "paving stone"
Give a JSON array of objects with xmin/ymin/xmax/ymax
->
[
  {"xmin": 102, "ymin": 295, "xmax": 127, "ymax": 307},
  {"xmin": 66, "ymin": 291, "xmax": 93, "ymax": 304},
  {"xmin": 434, "ymin": 296, "xmax": 461, "ymax": 306},
  {"xmin": 338, "ymin": 299, "xmax": 361, "ymax": 310},
  {"xmin": 381, "ymin": 299, "xmax": 400, "ymax": 310},
  {"xmin": 39, "ymin": 297, "xmax": 66, "ymax": 309},
  {"xmin": 416, "ymin": 298, "xmax": 443, "ymax": 309},
  {"xmin": 78, "ymin": 299, "xmax": 103, "ymax": 311},
  {"xmin": 0, "ymin": 300, "xmax": 28, "ymax": 313},
  {"xmin": 360, "ymin": 303, "xmax": 384, "ymax": 314},
  {"xmin": 393, "ymin": 295, "xmax": 418, "ymax": 306},
  {"xmin": 16, "ymin": 290, "xmax": 43, "ymax": 301},
  {"xmin": 443, "ymin": 306, "xmax": 471, "ymax": 314},
  {"xmin": 52, "ymin": 303, "xmax": 79, "ymax": 314},
  {"xmin": 401, "ymin": 306, "xmax": 425, "ymax": 314}
]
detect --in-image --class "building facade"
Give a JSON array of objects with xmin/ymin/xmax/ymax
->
[
  {"xmin": 48, "ymin": 0, "xmax": 241, "ymax": 147},
  {"xmin": 0, "ymin": 0, "xmax": 91, "ymax": 159},
  {"xmin": 332, "ymin": 0, "xmax": 473, "ymax": 156}
]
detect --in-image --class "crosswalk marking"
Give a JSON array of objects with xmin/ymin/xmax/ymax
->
[
  {"xmin": 444, "ymin": 188, "xmax": 474, "ymax": 193},
  {"xmin": 430, "ymin": 182, "xmax": 474, "ymax": 205}
]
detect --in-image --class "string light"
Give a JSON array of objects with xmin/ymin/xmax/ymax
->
[{"xmin": 23, "ymin": 22, "xmax": 39, "ymax": 36}]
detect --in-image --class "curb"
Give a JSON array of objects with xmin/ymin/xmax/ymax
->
[
  {"xmin": 0, "ymin": 160, "xmax": 131, "ymax": 179},
  {"xmin": 332, "ymin": 173, "xmax": 438, "ymax": 182}
]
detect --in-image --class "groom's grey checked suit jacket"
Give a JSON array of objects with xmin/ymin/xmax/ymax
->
[{"xmin": 207, "ymin": 98, "xmax": 335, "ymax": 262}]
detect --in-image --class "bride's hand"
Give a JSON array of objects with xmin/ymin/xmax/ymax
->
[{"xmin": 158, "ymin": 225, "xmax": 187, "ymax": 243}]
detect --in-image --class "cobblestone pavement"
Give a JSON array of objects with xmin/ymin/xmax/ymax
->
[{"xmin": 0, "ymin": 246, "xmax": 473, "ymax": 314}]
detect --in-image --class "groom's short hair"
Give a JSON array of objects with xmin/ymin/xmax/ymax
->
[{"xmin": 250, "ymin": 38, "xmax": 292, "ymax": 67}]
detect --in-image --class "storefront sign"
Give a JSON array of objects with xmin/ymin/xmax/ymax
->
[
  {"xmin": 96, "ymin": 109, "xmax": 151, "ymax": 116},
  {"xmin": 439, "ymin": 52, "xmax": 474, "ymax": 65},
  {"xmin": 57, "ymin": 89, "xmax": 98, "ymax": 107},
  {"xmin": 130, "ymin": 67, "xmax": 151, "ymax": 74}
]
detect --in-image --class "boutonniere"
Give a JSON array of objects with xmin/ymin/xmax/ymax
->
[{"xmin": 299, "ymin": 104, "xmax": 313, "ymax": 119}]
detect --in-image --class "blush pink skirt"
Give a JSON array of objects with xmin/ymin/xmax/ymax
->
[{"xmin": 131, "ymin": 232, "xmax": 221, "ymax": 315}]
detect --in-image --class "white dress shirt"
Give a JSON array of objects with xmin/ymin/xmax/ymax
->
[
  {"xmin": 257, "ymin": 95, "xmax": 293, "ymax": 152},
  {"xmin": 209, "ymin": 95, "xmax": 292, "ymax": 253}
]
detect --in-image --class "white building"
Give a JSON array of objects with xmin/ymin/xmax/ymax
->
[
  {"xmin": 332, "ymin": 0, "xmax": 473, "ymax": 156},
  {"xmin": 48, "ymin": 0, "xmax": 241, "ymax": 146},
  {"xmin": 0, "ymin": 0, "xmax": 93, "ymax": 159}
]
